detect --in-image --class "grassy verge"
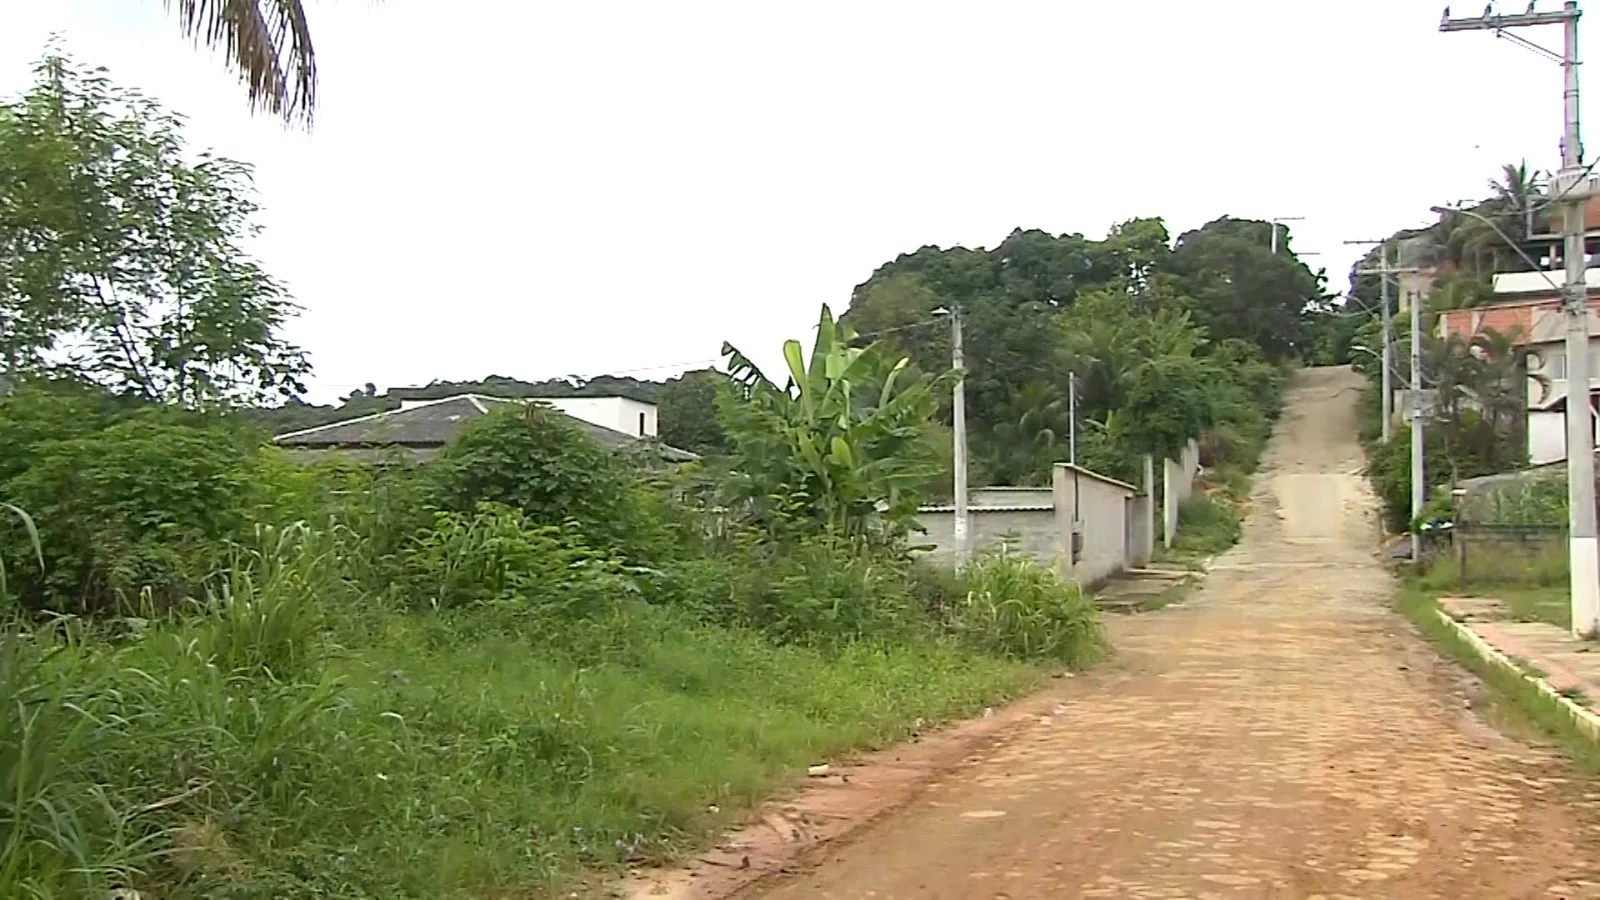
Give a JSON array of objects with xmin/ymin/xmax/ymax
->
[
  {"xmin": 1396, "ymin": 584, "xmax": 1600, "ymax": 771},
  {"xmin": 1159, "ymin": 466, "xmax": 1248, "ymax": 562},
  {"xmin": 18, "ymin": 598, "xmax": 1045, "ymax": 899}
]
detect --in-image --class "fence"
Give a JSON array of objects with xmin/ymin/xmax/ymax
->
[{"xmin": 1435, "ymin": 523, "xmax": 1569, "ymax": 585}]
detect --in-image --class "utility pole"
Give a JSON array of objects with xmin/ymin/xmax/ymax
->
[
  {"xmin": 951, "ymin": 306, "xmax": 969, "ymax": 567},
  {"xmin": 1444, "ymin": 0, "xmax": 1599, "ymax": 636},
  {"xmin": 1444, "ymin": 0, "xmax": 1599, "ymax": 633},
  {"xmin": 1269, "ymin": 216, "xmax": 1304, "ymax": 255},
  {"xmin": 1068, "ymin": 371, "xmax": 1078, "ymax": 465},
  {"xmin": 1350, "ymin": 239, "xmax": 1412, "ymax": 444},
  {"xmin": 1410, "ymin": 289, "xmax": 1425, "ymax": 562}
]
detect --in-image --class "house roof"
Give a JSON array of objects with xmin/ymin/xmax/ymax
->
[{"xmin": 274, "ymin": 394, "xmax": 698, "ymax": 462}]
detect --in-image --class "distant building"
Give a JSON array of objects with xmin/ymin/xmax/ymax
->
[
  {"xmin": 1436, "ymin": 270, "xmax": 1600, "ymax": 465},
  {"xmin": 274, "ymin": 393, "xmax": 696, "ymax": 463}
]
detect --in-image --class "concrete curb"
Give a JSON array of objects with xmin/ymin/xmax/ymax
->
[{"xmin": 1433, "ymin": 609, "xmax": 1600, "ymax": 743}]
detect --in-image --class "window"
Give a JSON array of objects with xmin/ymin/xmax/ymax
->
[{"xmin": 639, "ymin": 411, "xmax": 646, "ymax": 436}]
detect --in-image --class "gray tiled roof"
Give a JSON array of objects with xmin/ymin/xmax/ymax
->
[{"xmin": 273, "ymin": 395, "xmax": 698, "ymax": 462}]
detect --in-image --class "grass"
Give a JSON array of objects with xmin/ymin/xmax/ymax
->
[
  {"xmin": 1502, "ymin": 586, "xmax": 1571, "ymax": 631},
  {"xmin": 1396, "ymin": 584, "xmax": 1600, "ymax": 772},
  {"xmin": 1168, "ymin": 489, "xmax": 1244, "ymax": 558},
  {"xmin": 1417, "ymin": 554, "xmax": 1572, "ymax": 630},
  {"xmin": 3, "ymin": 591, "xmax": 1047, "ymax": 898}
]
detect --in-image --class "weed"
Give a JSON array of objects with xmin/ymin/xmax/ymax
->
[
  {"xmin": 953, "ymin": 549, "xmax": 1105, "ymax": 666},
  {"xmin": 1171, "ymin": 490, "xmax": 1243, "ymax": 556}
]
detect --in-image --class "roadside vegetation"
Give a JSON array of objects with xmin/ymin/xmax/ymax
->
[{"xmin": 0, "ymin": 52, "xmax": 1316, "ymax": 897}]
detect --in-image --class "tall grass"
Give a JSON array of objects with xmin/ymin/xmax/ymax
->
[
  {"xmin": 194, "ymin": 522, "xmax": 334, "ymax": 678},
  {"xmin": 0, "ymin": 503, "xmax": 42, "ymax": 610},
  {"xmin": 951, "ymin": 549, "xmax": 1105, "ymax": 666},
  {"xmin": 1171, "ymin": 490, "xmax": 1243, "ymax": 555},
  {"xmin": 0, "ymin": 523, "xmax": 1054, "ymax": 897},
  {"xmin": 0, "ymin": 627, "xmax": 162, "ymax": 898}
]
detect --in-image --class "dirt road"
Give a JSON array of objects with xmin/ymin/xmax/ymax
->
[{"xmin": 750, "ymin": 367, "xmax": 1600, "ymax": 899}]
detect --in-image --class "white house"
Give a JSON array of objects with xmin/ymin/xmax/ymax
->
[{"xmin": 396, "ymin": 394, "xmax": 658, "ymax": 439}]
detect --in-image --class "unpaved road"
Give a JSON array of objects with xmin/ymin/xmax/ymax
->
[{"xmin": 749, "ymin": 367, "xmax": 1600, "ymax": 899}]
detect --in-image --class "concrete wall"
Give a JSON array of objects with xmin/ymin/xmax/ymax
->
[
  {"xmin": 1161, "ymin": 439, "xmax": 1201, "ymax": 548},
  {"xmin": 1530, "ymin": 410, "xmax": 1567, "ymax": 465},
  {"xmin": 1054, "ymin": 463, "xmax": 1140, "ymax": 588},
  {"xmin": 913, "ymin": 505, "xmax": 1058, "ymax": 568}
]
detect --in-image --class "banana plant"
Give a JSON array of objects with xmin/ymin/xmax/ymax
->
[{"xmin": 720, "ymin": 305, "xmax": 949, "ymax": 541}]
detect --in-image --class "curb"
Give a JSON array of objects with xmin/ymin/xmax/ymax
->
[{"xmin": 1433, "ymin": 609, "xmax": 1600, "ymax": 743}]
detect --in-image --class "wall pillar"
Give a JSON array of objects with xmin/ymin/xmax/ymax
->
[
  {"xmin": 1051, "ymin": 464, "xmax": 1074, "ymax": 581},
  {"xmin": 1163, "ymin": 456, "xmax": 1181, "ymax": 548},
  {"xmin": 1142, "ymin": 454, "xmax": 1157, "ymax": 563}
]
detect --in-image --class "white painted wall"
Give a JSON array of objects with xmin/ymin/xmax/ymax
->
[
  {"xmin": 1161, "ymin": 440, "xmax": 1201, "ymax": 548},
  {"xmin": 1054, "ymin": 463, "xmax": 1139, "ymax": 588},
  {"xmin": 1529, "ymin": 411, "xmax": 1568, "ymax": 465},
  {"xmin": 542, "ymin": 397, "xmax": 658, "ymax": 437}
]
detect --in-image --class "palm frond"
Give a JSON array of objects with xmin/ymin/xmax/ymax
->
[{"xmin": 166, "ymin": 0, "xmax": 317, "ymax": 127}]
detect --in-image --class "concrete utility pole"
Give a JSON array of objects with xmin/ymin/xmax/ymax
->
[
  {"xmin": 1410, "ymin": 289, "xmax": 1426, "ymax": 562},
  {"xmin": 1443, "ymin": 0, "xmax": 1600, "ymax": 636},
  {"xmin": 1068, "ymin": 371, "xmax": 1078, "ymax": 465},
  {"xmin": 950, "ymin": 306, "xmax": 969, "ymax": 567},
  {"xmin": 1349, "ymin": 239, "xmax": 1412, "ymax": 444},
  {"xmin": 1269, "ymin": 216, "xmax": 1304, "ymax": 255}
]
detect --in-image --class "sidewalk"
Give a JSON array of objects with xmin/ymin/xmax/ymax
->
[{"xmin": 1438, "ymin": 595, "xmax": 1600, "ymax": 738}]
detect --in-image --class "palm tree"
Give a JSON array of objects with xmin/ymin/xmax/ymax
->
[
  {"xmin": 1489, "ymin": 160, "xmax": 1546, "ymax": 238},
  {"xmin": 164, "ymin": 0, "xmax": 318, "ymax": 126}
]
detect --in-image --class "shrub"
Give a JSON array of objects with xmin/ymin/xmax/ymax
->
[
  {"xmin": 951, "ymin": 549, "xmax": 1104, "ymax": 666},
  {"xmin": 657, "ymin": 530, "xmax": 926, "ymax": 643},
  {"xmin": 2, "ymin": 415, "xmax": 254, "ymax": 612},
  {"xmin": 425, "ymin": 405, "xmax": 645, "ymax": 552},
  {"xmin": 401, "ymin": 501, "xmax": 640, "ymax": 616},
  {"xmin": 1172, "ymin": 491, "xmax": 1243, "ymax": 554}
]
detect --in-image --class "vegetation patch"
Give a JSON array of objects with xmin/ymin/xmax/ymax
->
[{"xmin": 1171, "ymin": 489, "xmax": 1245, "ymax": 557}]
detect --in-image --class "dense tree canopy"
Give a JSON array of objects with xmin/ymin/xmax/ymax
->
[{"xmin": 839, "ymin": 216, "xmax": 1319, "ymax": 484}]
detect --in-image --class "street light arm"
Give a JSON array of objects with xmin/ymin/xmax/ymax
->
[{"xmin": 1430, "ymin": 204, "xmax": 1563, "ymax": 293}]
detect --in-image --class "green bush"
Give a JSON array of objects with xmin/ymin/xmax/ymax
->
[
  {"xmin": 400, "ymin": 501, "xmax": 639, "ymax": 616},
  {"xmin": 658, "ymin": 531, "xmax": 923, "ymax": 644},
  {"xmin": 2, "ymin": 414, "xmax": 255, "ymax": 612},
  {"xmin": 951, "ymin": 549, "xmax": 1105, "ymax": 666},
  {"xmin": 424, "ymin": 406, "xmax": 643, "ymax": 551}
]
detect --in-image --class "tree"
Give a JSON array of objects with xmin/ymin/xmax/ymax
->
[
  {"xmin": 1168, "ymin": 217, "xmax": 1326, "ymax": 360},
  {"xmin": 720, "ymin": 305, "xmax": 946, "ymax": 540},
  {"xmin": 657, "ymin": 369, "xmax": 729, "ymax": 456},
  {"xmin": 163, "ymin": 0, "xmax": 319, "ymax": 127},
  {"xmin": 0, "ymin": 54, "xmax": 309, "ymax": 407},
  {"xmin": 985, "ymin": 381, "xmax": 1069, "ymax": 487}
]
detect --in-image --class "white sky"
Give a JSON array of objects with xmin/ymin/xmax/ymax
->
[{"xmin": 0, "ymin": 0, "xmax": 1586, "ymax": 402}]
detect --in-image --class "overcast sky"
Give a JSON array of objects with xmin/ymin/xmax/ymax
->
[{"xmin": 0, "ymin": 0, "xmax": 1585, "ymax": 403}]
